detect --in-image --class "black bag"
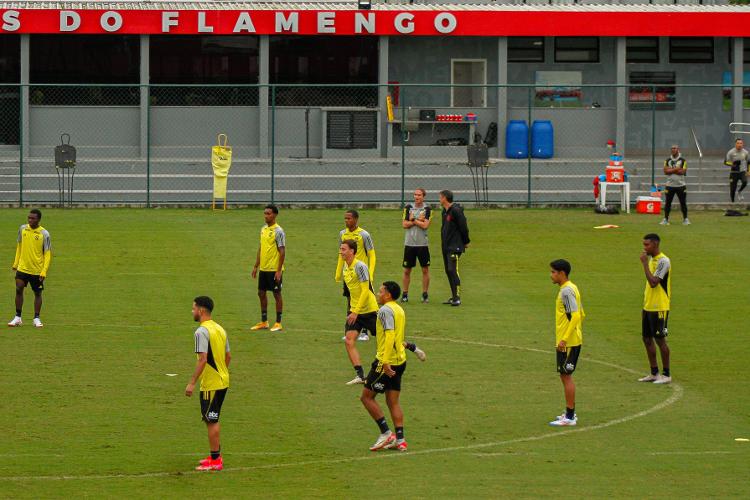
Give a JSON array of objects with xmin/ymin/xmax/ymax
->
[
  {"xmin": 724, "ymin": 209, "xmax": 748, "ymax": 216},
  {"xmin": 54, "ymin": 134, "xmax": 76, "ymax": 169},
  {"xmin": 483, "ymin": 122, "xmax": 497, "ymax": 147},
  {"xmin": 436, "ymin": 138, "xmax": 468, "ymax": 146}
]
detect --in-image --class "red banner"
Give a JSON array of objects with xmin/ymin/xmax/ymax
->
[{"xmin": 0, "ymin": 9, "xmax": 746, "ymax": 36}]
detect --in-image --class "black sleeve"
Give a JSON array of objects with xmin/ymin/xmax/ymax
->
[
  {"xmin": 403, "ymin": 204, "xmax": 412, "ymax": 221},
  {"xmin": 455, "ymin": 207, "xmax": 470, "ymax": 245}
]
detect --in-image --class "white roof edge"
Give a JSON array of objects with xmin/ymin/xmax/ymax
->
[{"xmin": 1, "ymin": 2, "xmax": 750, "ymax": 13}]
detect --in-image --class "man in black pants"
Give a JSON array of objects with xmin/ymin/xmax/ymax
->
[
  {"xmin": 660, "ymin": 144, "xmax": 690, "ymax": 226},
  {"xmin": 439, "ymin": 190, "xmax": 470, "ymax": 306},
  {"xmin": 724, "ymin": 138, "xmax": 749, "ymax": 203}
]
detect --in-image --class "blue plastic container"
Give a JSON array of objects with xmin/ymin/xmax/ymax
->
[
  {"xmin": 531, "ymin": 120, "xmax": 554, "ymax": 159},
  {"xmin": 505, "ymin": 120, "xmax": 529, "ymax": 159}
]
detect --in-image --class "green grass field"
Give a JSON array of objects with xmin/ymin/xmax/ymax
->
[{"xmin": 0, "ymin": 208, "xmax": 748, "ymax": 498}]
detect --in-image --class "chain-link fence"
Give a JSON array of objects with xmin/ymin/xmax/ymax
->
[{"xmin": 0, "ymin": 83, "xmax": 743, "ymax": 206}]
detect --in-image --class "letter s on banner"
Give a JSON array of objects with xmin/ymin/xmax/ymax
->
[
  {"xmin": 2, "ymin": 10, "xmax": 20, "ymax": 32},
  {"xmin": 60, "ymin": 11, "xmax": 81, "ymax": 32},
  {"xmin": 100, "ymin": 11, "xmax": 123, "ymax": 32},
  {"xmin": 394, "ymin": 13, "xmax": 415, "ymax": 34},
  {"xmin": 434, "ymin": 13, "xmax": 457, "ymax": 34}
]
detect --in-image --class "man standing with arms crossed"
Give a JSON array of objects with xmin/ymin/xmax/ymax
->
[
  {"xmin": 335, "ymin": 210, "xmax": 376, "ymax": 341},
  {"xmin": 8, "ymin": 209, "xmax": 51, "ymax": 328},
  {"xmin": 660, "ymin": 144, "xmax": 690, "ymax": 226},
  {"xmin": 401, "ymin": 188, "xmax": 432, "ymax": 304},
  {"xmin": 548, "ymin": 259, "xmax": 584, "ymax": 427},
  {"xmin": 186, "ymin": 296, "xmax": 230, "ymax": 471},
  {"xmin": 361, "ymin": 281, "xmax": 409, "ymax": 451},
  {"xmin": 251, "ymin": 204, "xmax": 285, "ymax": 332},
  {"xmin": 638, "ymin": 233, "xmax": 672, "ymax": 385},
  {"xmin": 439, "ymin": 190, "xmax": 470, "ymax": 306}
]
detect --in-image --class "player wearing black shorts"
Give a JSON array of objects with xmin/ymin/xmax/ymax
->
[
  {"xmin": 9, "ymin": 209, "xmax": 51, "ymax": 328},
  {"xmin": 401, "ymin": 188, "xmax": 432, "ymax": 304},
  {"xmin": 185, "ymin": 296, "xmax": 231, "ymax": 472},
  {"xmin": 638, "ymin": 233, "xmax": 672, "ymax": 384},
  {"xmin": 361, "ymin": 281, "xmax": 409, "ymax": 452},
  {"xmin": 251, "ymin": 205, "xmax": 286, "ymax": 332},
  {"xmin": 548, "ymin": 259, "xmax": 584, "ymax": 427}
]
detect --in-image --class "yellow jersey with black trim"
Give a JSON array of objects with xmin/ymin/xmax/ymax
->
[
  {"xmin": 259, "ymin": 223, "xmax": 285, "ymax": 272},
  {"xmin": 555, "ymin": 281, "xmax": 583, "ymax": 347},
  {"xmin": 13, "ymin": 224, "xmax": 52, "ymax": 276},
  {"xmin": 194, "ymin": 320, "xmax": 230, "ymax": 391},
  {"xmin": 375, "ymin": 301, "xmax": 406, "ymax": 366},
  {"xmin": 342, "ymin": 259, "xmax": 378, "ymax": 314},
  {"xmin": 644, "ymin": 252, "xmax": 671, "ymax": 312}
]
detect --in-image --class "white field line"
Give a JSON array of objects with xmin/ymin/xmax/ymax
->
[
  {"xmin": 648, "ymin": 451, "xmax": 733, "ymax": 456},
  {"xmin": 0, "ymin": 333, "xmax": 683, "ymax": 482}
]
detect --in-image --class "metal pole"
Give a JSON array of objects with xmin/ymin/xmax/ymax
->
[
  {"xmin": 400, "ymin": 89, "xmax": 406, "ymax": 207},
  {"xmin": 19, "ymin": 83, "xmax": 23, "ymax": 207},
  {"xmin": 146, "ymin": 84, "xmax": 151, "ymax": 208},
  {"xmin": 527, "ymin": 86, "xmax": 532, "ymax": 208},
  {"xmin": 270, "ymin": 85, "xmax": 276, "ymax": 204},
  {"xmin": 651, "ymin": 84, "xmax": 656, "ymax": 188}
]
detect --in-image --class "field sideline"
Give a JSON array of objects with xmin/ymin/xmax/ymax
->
[{"xmin": 0, "ymin": 208, "xmax": 747, "ymax": 498}]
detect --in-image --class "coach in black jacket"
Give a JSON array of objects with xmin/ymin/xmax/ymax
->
[{"xmin": 439, "ymin": 190, "xmax": 470, "ymax": 306}]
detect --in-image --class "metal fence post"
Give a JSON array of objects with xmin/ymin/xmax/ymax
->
[
  {"xmin": 651, "ymin": 84, "xmax": 656, "ymax": 188},
  {"xmin": 146, "ymin": 84, "xmax": 151, "ymax": 208},
  {"xmin": 400, "ymin": 87, "xmax": 406, "ymax": 207},
  {"xmin": 19, "ymin": 83, "xmax": 24, "ymax": 207},
  {"xmin": 527, "ymin": 85, "xmax": 532, "ymax": 208},
  {"xmin": 270, "ymin": 85, "xmax": 276, "ymax": 204}
]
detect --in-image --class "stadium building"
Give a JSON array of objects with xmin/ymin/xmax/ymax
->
[{"xmin": 0, "ymin": 0, "xmax": 749, "ymax": 205}]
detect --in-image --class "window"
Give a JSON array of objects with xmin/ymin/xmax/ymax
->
[
  {"xmin": 30, "ymin": 35, "xmax": 139, "ymax": 105},
  {"xmin": 269, "ymin": 36, "xmax": 378, "ymax": 106},
  {"xmin": 669, "ymin": 37, "xmax": 714, "ymax": 63},
  {"xmin": 0, "ymin": 35, "xmax": 20, "ymax": 144},
  {"xmin": 451, "ymin": 60, "xmax": 486, "ymax": 107},
  {"xmin": 150, "ymin": 36, "xmax": 259, "ymax": 106},
  {"xmin": 554, "ymin": 37, "xmax": 599, "ymax": 63},
  {"xmin": 509, "ymin": 37, "xmax": 545, "ymax": 63},
  {"xmin": 627, "ymin": 37, "xmax": 659, "ymax": 63}
]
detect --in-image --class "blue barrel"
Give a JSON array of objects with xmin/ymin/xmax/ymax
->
[
  {"xmin": 505, "ymin": 120, "xmax": 529, "ymax": 159},
  {"xmin": 531, "ymin": 120, "xmax": 554, "ymax": 159}
]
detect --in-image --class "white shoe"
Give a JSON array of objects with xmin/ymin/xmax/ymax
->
[
  {"xmin": 682, "ymin": 218, "xmax": 691, "ymax": 225},
  {"xmin": 659, "ymin": 218, "xmax": 669, "ymax": 225},
  {"xmin": 346, "ymin": 375, "xmax": 365, "ymax": 386},
  {"xmin": 357, "ymin": 332, "xmax": 369, "ymax": 341},
  {"xmin": 7, "ymin": 316, "xmax": 22, "ymax": 327},
  {"xmin": 549, "ymin": 416, "xmax": 577, "ymax": 427},
  {"xmin": 554, "ymin": 412, "xmax": 577, "ymax": 421},
  {"xmin": 413, "ymin": 346, "xmax": 427, "ymax": 361},
  {"xmin": 369, "ymin": 431, "xmax": 395, "ymax": 451},
  {"xmin": 738, "ymin": 191, "xmax": 745, "ymax": 201},
  {"xmin": 653, "ymin": 375, "xmax": 672, "ymax": 384},
  {"xmin": 32, "ymin": 318, "xmax": 43, "ymax": 328},
  {"xmin": 638, "ymin": 374, "xmax": 659, "ymax": 382}
]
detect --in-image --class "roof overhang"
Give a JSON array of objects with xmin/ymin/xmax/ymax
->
[{"xmin": 2, "ymin": 2, "xmax": 750, "ymax": 36}]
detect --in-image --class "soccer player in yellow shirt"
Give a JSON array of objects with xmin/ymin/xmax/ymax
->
[
  {"xmin": 335, "ymin": 210, "xmax": 376, "ymax": 341},
  {"xmin": 360, "ymin": 281, "xmax": 409, "ymax": 451},
  {"xmin": 251, "ymin": 205, "xmax": 285, "ymax": 332},
  {"xmin": 638, "ymin": 233, "xmax": 672, "ymax": 384},
  {"xmin": 185, "ymin": 296, "xmax": 231, "ymax": 471},
  {"xmin": 549, "ymin": 259, "xmax": 584, "ymax": 427},
  {"xmin": 9, "ymin": 209, "xmax": 51, "ymax": 328}
]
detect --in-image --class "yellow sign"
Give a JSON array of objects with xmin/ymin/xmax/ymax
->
[{"xmin": 211, "ymin": 133, "xmax": 232, "ymax": 210}]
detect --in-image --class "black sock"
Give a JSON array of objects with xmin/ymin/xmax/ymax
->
[
  {"xmin": 355, "ymin": 365, "xmax": 364, "ymax": 379},
  {"xmin": 276, "ymin": 311, "xmax": 282, "ymax": 323},
  {"xmin": 565, "ymin": 407, "xmax": 575, "ymax": 420},
  {"xmin": 402, "ymin": 291, "xmax": 408, "ymax": 299},
  {"xmin": 261, "ymin": 311, "xmax": 268, "ymax": 322},
  {"xmin": 210, "ymin": 449, "xmax": 220, "ymax": 460},
  {"xmin": 422, "ymin": 292, "xmax": 428, "ymax": 299},
  {"xmin": 375, "ymin": 417, "xmax": 390, "ymax": 434},
  {"xmin": 663, "ymin": 368, "xmax": 670, "ymax": 377},
  {"xmin": 651, "ymin": 366, "xmax": 659, "ymax": 376},
  {"xmin": 404, "ymin": 342, "xmax": 416, "ymax": 352},
  {"xmin": 15, "ymin": 309, "xmax": 21, "ymax": 317},
  {"xmin": 395, "ymin": 427, "xmax": 404, "ymax": 440},
  {"xmin": 34, "ymin": 313, "xmax": 39, "ymax": 319}
]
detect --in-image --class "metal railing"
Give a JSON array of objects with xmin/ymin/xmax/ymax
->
[{"xmin": 0, "ymin": 83, "xmax": 744, "ymax": 206}]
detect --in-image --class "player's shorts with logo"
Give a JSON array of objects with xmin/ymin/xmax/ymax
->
[
  {"xmin": 642, "ymin": 310, "xmax": 669, "ymax": 338},
  {"xmin": 15, "ymin": 271, "xmax": 44, "ymax": 292},
  {"xmin": 344, "ymin": 311, "xmax": 377, "ymax": 334},
  {"xmin": 402, "ymin": 246, "xmax": 431, "ymax": 268},
  {"xmin": 556, "ymin": 345, "xmax": 581, "ymax": 375},
  {"xmin": 257, "ymin": 270, "xmax": 282, "ymax": 292},
  {"xmin": 200, "ymin": 388, "xmax": 227, "ymax": 423},
  {"xmin": 364, "ymin": 360, "xmax": 406, "ymax": 393}
]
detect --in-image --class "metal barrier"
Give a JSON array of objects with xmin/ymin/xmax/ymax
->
[{"xmin": 0, "ymin": 83, "xmax": 744, "ymax": 206}]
